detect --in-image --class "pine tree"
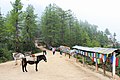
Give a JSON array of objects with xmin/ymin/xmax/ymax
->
[
  {"xmin": 22, "ymin": 5, "xmax": 37, "ymax": 51},
  {"xmin": 10, "ymin": 0, "xmax": 23, "ymax": 52}
]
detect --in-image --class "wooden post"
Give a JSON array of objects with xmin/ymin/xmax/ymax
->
[
  {"xmin": 76, "ymin": 53, "xmax": 78, "ymax": 62},
  {"xmin": 112, "ymin": 52, "xmax": 116, "ymax": 79},
  {"xmin": 82, "ymin": 51, "xmax": 85, "ymax": 66},
  {"xmin": 103, "ymin": 63, "xmax": 106, "ymax": 75},
  {"xmin": 95, "ymin": 53, "xmax": 98, "ymax": 72},
  {"xmin": 82, "ymin": 55, "xmax": 85, "ymax": 66},
  {"xmin": 96, "ymin": 58, "xmax": 98, "ymax": 71}
]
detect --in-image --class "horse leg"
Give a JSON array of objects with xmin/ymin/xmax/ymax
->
[
  {"xmin": 22, "ymin": 60, "xmax": 25, "ymax": 72},
  {"xmin": 24, "ymin": 63, "xmax": 28, "ymax": 72},
  {"xmin": 22, "ymin": 58, "xmax": 28, "ymax": 72},
  {"xmin": 43, "ymin": 50, "xmax": 47, "ymax": 55},
  {"xmin": 45, "ymin": 51, "xmax": 47, "ymax": 55},
  {"xmin": 15, "ymin": 59, "xmax": 18, "ymax": 65},
  {"xmin": 36, "ymin": 63, "xmax": 38, "ymax": 71}
]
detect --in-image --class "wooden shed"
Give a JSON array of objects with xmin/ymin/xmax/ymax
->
[{"xmin": 73, "ymin": 45, "xmax": 119, "ymax": 79}]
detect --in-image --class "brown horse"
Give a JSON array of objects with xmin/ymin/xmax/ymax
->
[{"xmin": 22, "ymin": 55, "xmax": 47, "ymax": 72}]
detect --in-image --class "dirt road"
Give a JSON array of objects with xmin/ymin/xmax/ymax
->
[{"xmin": 0, "ymin": 47, "xmax": 111, "ymax": 80}]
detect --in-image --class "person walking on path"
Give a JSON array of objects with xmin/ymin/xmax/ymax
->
[
  {"xmin": 43, "ymin": 50, "xmax": 47, "ymax": 55},
  {"xmin": 52, "ymin": 47, "xmax": 56, "ymax": 55},
  {"xmin": 59, "ymin": 48, "xmax": 63, "ymax": 58},
  {"xmin": 60, "ymin": 48, "xmax": 63, "ymax": 55}
]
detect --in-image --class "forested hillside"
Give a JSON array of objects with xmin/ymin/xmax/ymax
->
[
  {"xmin": 40, "ymin": 4, "xmax": 111, "ymax": 47},
  {"xmin": 0, "ymin": 0, "xmax": 118, "ymax": 62}
]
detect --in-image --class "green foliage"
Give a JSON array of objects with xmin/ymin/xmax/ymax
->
[
  {"xmin": 105, "ymin": 28, "xmax": 111, "ymax": 35},
  {"xmin": 40, "ymin": 4, "xmax": 110, "ymax": 47},
  {"xmin": 21, "ymin": 4, "xmax": 38, "ymax": 52},
  {"xmin": 0, "ymin": 47, "xmax": 13, "ymax": 63},
  {"xmin": 0, "ymin": 3, "xmax": 114, "ymax": 63},
  {"xmin": 0, "ymin": 0, "xmax": 38, "ymax": 63}
]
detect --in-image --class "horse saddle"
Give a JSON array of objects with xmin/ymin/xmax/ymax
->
[{"xmin": 26, "ymin": 55, "xmax": 37, "ymax": 61}]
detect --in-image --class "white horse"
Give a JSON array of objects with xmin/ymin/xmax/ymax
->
[
  {"xmin": 12, "ymin": 52, "xmax": 25, "ymax": 65},
  {"xmin": 69, "ymin": 50, "xmax": 76, "ymax": 56}
]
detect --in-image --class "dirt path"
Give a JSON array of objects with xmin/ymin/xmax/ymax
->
[{"xmin": 0, "ymin": 47, "xmax": 112, "ymax": 80}]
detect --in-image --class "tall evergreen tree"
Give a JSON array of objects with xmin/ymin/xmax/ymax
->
[
  {"xmin": 40, "ymin": 4, "xmax": 110, "ymax": 47},
  {"xmin": 10, "ymin": 0, "xmax": 23, "ymax": 52},
  {"xmin": 105, "ymin": 28, "xmax": 111, "ymax": 35},
  {"xmin": 22, "ymin": 5, "xmax": 37, "ymax": 51}
]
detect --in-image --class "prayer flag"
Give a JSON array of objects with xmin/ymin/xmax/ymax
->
[
  {"xmin": 97, "ymin": 59, "xmax": 100, "ymax": 64},
  {"xmin": 116, "ymin": 57, "xmax": 119, "ymax": 67}
]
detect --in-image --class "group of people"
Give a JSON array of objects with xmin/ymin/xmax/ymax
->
[{"xmin": 52, "ymin": 47, "xmax": 63, "ymax": 55}]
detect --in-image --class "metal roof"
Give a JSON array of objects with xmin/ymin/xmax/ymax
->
[{"xmin": 72, "ymin": 45, "xmax": 117, "ymax": 54}]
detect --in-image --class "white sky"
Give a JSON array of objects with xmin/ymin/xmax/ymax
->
[{"xmin": 0, "ymin": 0, "xmax": 120, "ymax": 41}]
